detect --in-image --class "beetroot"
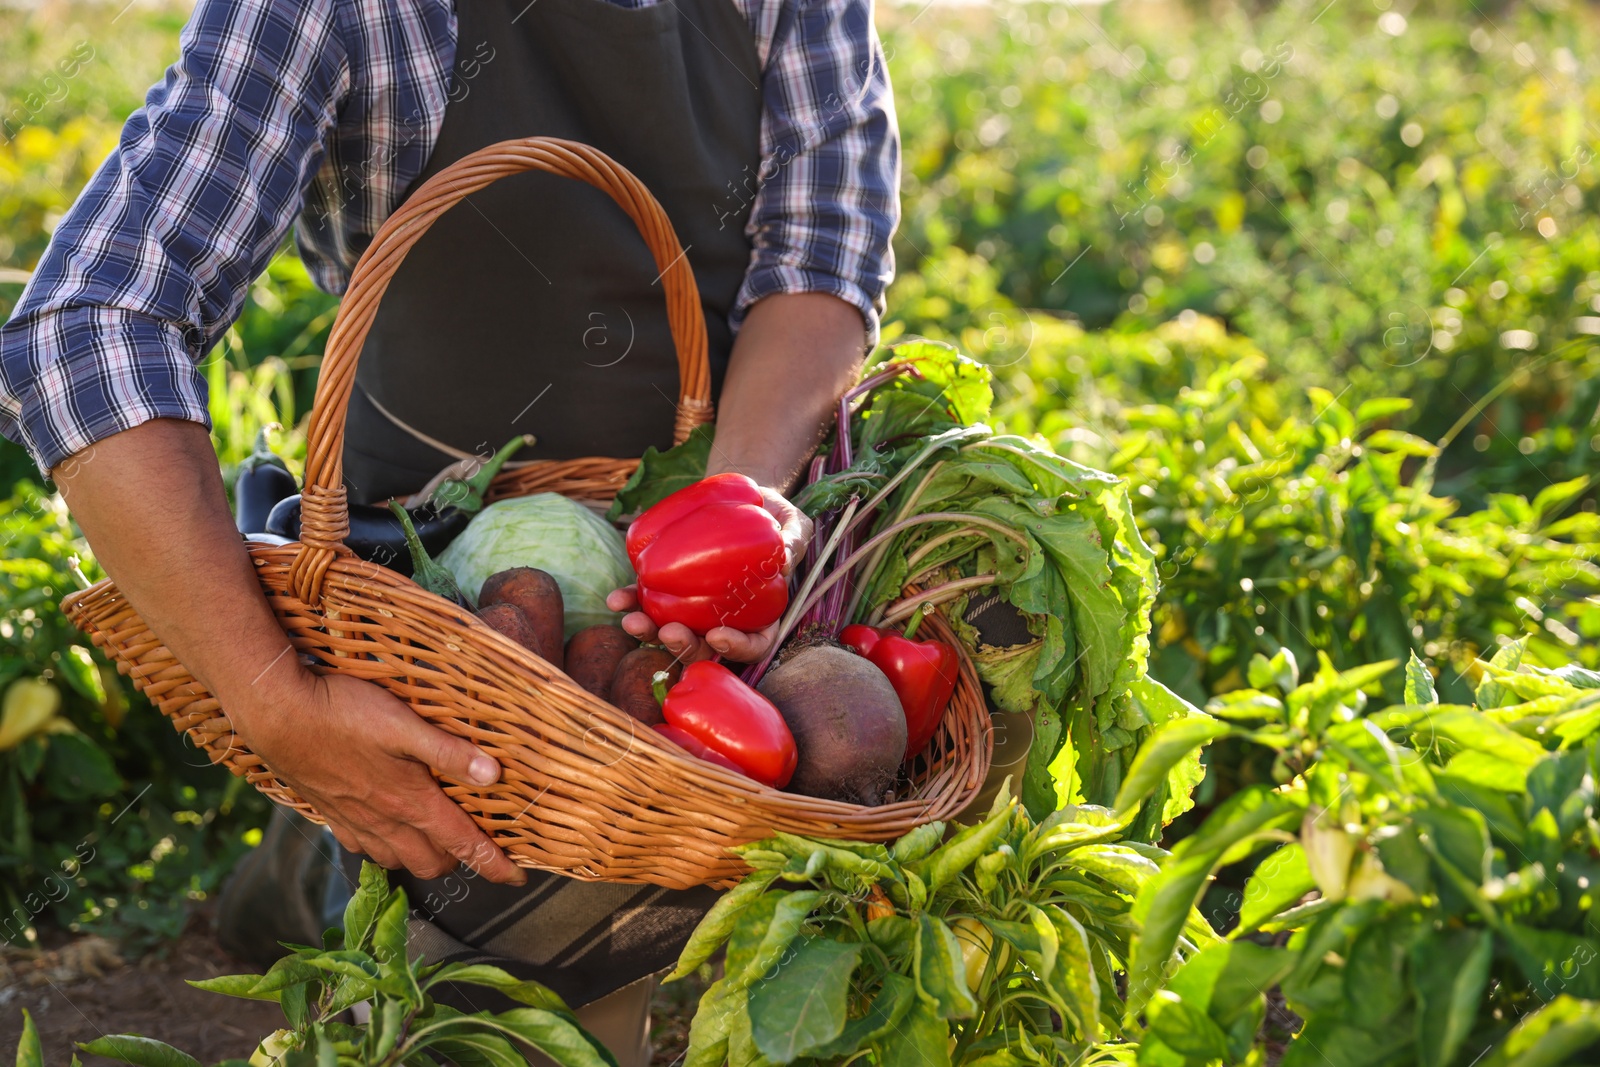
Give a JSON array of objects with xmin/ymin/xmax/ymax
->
[{"xmin": 757, "ymin": 644, "xmax": 906, "ymax": 806}]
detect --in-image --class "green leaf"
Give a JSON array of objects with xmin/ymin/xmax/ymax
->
[
  {"xmin": 1166, "ymin": 941, "xmax": 1294, "ymax": 1032},
  {"xmin": 747, "ymin": 938, "xmax": 863, "ymax": 1063},
  {"xmin": 371, "ymin": 891, "xmax": 423, "ymax": 1006},
  {"xmin": 186, "ymin": 973, "xmax": 281, "ymax": 1002},
  {"xmin": 1280, "ymin": 1015, "xmax": 1416, "ymax": 1067},
  {"xmin": 731, "ymin": 891, "xmax": 823, "ymax": 991},
  {"xmin": 1372, "ymin": 823, "xmax": 1433, "ymax": 897},
  {"xmin": 427, "ymin": 964, "xmax": 569, "ymax": 1011},
  {"xmin": 417, "ymin": 1033, "xmax": 528, "ymax": 1067},
  {"xmin": 299, "ymin": 950, "xmax": 381, "ymax": 985},
  {"xmin": 1364, "ymin": 429, "xmax": 1437, "ymax": 456},
  {"xmin": 41, "ymin": 732, "xmax": 119, "ymax": 801},
  {"xmin": 1127, "ymin": 786, "xmax": 1302, "ymax": 1020},
  {"xmin": 1018, "ymin": 904, "xmax": 1061, "ymax": 996},
  {"xmin": 1113, "ymin": 713, "xmax": 1230, "ymax": 815},
  {"xmin": 1412, "ymin": 928, "xmax": 1493, "ymax": 1067},
  {"xmin": 374, "ymin": 891, "xmax": 408, "ymax": 970},
  {"xmin": 1043, "ymin": 905, "xmax": 1102, "ymax": 1042},
  {"xmin": 1503, "ymin": 927, "xmax": 1600, "ymax": 1000},
  {"xmin": 683, "ymin": 980, "xmax": 738, "ymax": 1067},
  {"xmin": 374, "ymin": 998, "xmax": 407, "ymax": 1062},
  {"xmin": 1413, "ymin": 709, "xmax": 1545, "ymax": 767},
  {"xmin": 16, "ymin": 1010, "xmax": 41, "ymax": 1067},
  {"xmin": 279, "ymin": 975, "xmax": 312, "ymax": 1029},
  {"xmin": 250, "ymin": 955, "xmax": 323, "ymax": 994},
  {"xmin": 76, "ymin": 1037, "xmax": 201, "ymax": 1067},
  {"xmin": 913, "ymin": 801, "xmax": 1014, "ymax": 894},
  {"xmin": 890, "ymin": 823, "xmax": 946, "ymax": 865},
  {"xmin": 606, "ymin": 423, "xmax": 714, "ymax": 522},
  {"xmin": 1441, "ymin": 751, "xmax": 1528, "ymax": 793},
  {"xmin": 431, "ymin": 1008, "xmax": 614, "ymax": 1067},
  {"xmin": 872, "ymin": 994, "xmax": 950, "ymax": 1067},
  {"xmin": 808, "ymin": 973, "xmax": 917, "ymax": 1060},
  {"xmin": 1478, "ymin": 995, "xmax": 1600, "ymax": 1067},
  {"xmin": 343, "ymin": 862, "xmax": 390, "ymax": 952},
  {"xmin": 1236, "ymin": 842, "xmax": 1315, "ymax": 934},
  {"xmin": 55, "ymin": 646, "xmax": 106, "ymax": 706},
  {"xmin": 1404, "ymin": 652, "xmax": 1438, "ymax": 706},
  {"xmin": 1355, "ymin": 397, "xmax": 1413, "ymax": 424},
  {"xmin": 1128, "ymin": 677, "xmax": 1213, "ymax": 823},
  {"xmin": 668, "ymin": 869, "xmax": 780, "ymax": 980},
  {"xmin": 1531, "ymin": 477, "xmax": 1590, "ymax": 526},
  {"xmin": 1412, "ymin": 807, "xmax": 1492, "ymax": 887},
  {"xmin": 1146, "ymin": 996, "xmax": 1230, "ymax": 1060},
  {"xmin": 1475, "ymin": 640, "xmax": 1528, "ymax": 710},
  {"xmin": 914, "ymin": 914, "xmax": 978, "ymax": 1019},
  {"xmin": 1342, "ymin": 924, "xmax": 1408, "ymax": 1028}
]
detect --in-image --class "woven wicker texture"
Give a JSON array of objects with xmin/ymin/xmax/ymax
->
[{"xmin": 61, "ymin": 137, "xmax": 993, "ymax": 889}]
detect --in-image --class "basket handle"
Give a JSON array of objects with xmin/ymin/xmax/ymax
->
[{"xmin": 290, "ymin": 137, "xmax": 714, "ymax": 606}]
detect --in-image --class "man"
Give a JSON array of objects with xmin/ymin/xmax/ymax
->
[{"xmin": 0, "ymin": 0, "xmax": 897, "ymax": 1060}]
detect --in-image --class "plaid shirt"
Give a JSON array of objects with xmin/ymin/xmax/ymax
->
[{"xmin": 0, "ymin": 0, "xmax": 899, "ymax": 473}]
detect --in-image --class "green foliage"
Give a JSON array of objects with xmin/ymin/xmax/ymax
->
[
  {"xmin": 668, "ymin": 784, "xmax": 1213, "ymax": 1066},
  {"xmin": 997, "ymin": 315, "xmax": 1600, "ymax": 707},
  {"xmin": 69, "ymin": 861, "xmax": 612, "ymax": 1067},
  {"xmin": 0, "ymin": 480, "xmax": 267, "ymax": 949},
  {"xmin": 882, "ymin": 0, "xmax": 1600, "ymax": 501},
  {"xmin": 1121, "ymin": 643, "xmax": 1600, "ymax": 1065}
]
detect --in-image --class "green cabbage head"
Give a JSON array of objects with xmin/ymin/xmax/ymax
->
[{"xmin": 439, "ymin": 493, "xmax": 634, "ymax": 637}]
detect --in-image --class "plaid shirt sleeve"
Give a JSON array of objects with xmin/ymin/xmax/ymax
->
[
  {"xmin": 0, "ymin": 0, "xmax": 354, "ymax": 473},
  {"xmin": 735, "ymin": 0, "xmax": 900, "ymax": 345}
]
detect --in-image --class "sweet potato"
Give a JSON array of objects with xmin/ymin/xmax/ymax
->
[
  {"xmin": 610, "ymin": 647, "xmax": 681, "ymax": 726},
  {"xmin": 564, "ymin": 624, "xmax": 639, "ymax": 700},
  {"xmin": 757, "ymin": 643, "xmax": 906, "ymax": 806},
  {"xmin": 478, "ymin": 602, "xmax": 543, "ymax": 659},
  {"xmin": 479, "ymin": 567, "xmax": 564, "ymax": 667}
]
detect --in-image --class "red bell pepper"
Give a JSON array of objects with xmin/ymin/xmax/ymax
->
[
  {"xmin": 839, "ymin": 624, "xmax": 959, "ymax": 761},
  {"xmin": 660, "ymin": 660, "xmax": 798, "ymax": 787},
  {"xmin": 654, "ymin": 724, "xmax": 747, "ymax": 776},
  {"xmin": 626, "ymin": 473, "xmax": 789, "ymax": 635}
]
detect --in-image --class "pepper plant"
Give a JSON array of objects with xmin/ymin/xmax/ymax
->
[
  {"xmin": 668, "ymin": 782, "xmax": 1216, "ymax": 1067},
  {"xmin": 73, "ymin": 862, "xmax": 614, "ymax": 1067},
  {"xmin": 1117, "ymin": 642, "xmax": 1600, "ymax": 1066}
]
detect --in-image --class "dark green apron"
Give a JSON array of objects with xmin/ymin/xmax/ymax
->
[
  {"xmin": 343, "ymin": 0, "xmax": 761, "ymax": 502},
  {"xmin": 339, "ymin": 0, "xmax": 762, "ymax": 1008}
]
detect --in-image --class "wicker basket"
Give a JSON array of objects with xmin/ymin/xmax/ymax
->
[{"xmin": 61, "ymin": 137, "xmax": 993, "ymax": 890}]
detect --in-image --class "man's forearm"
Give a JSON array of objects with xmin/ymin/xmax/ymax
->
[
  {"xmin": 707, "ymin": 292, "xmax": 868, "ymax": 493},
  {"xmin": 52, "ymin": 419, "xmax": 307, "ymax": 714}
]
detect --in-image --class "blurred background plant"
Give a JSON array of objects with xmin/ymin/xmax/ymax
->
[{"xmin": 2, "ymin": 0, "xmax": 1598, "ymax": 957}]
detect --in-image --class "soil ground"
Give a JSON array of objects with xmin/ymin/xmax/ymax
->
[
  {"xmin": 0, "ymin": 924, "xmax": 286, "ymax": 1066},
  {"xmin": 0, "ymin": 923, "xmax": 709, "ymax": 1067}
]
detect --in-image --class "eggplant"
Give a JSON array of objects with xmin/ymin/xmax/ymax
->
[
  {"xmin": 388, "ymin": 501, "xmax": 473, "ymax": 609},
  {"xmin": 262, "ymin": 495, "xmax": 467, "ymax": 577},
  {"xmin": 233, "ymin": 430, "xmax": 298, "ymax": 535},
  {"xmin": 258, "ymin": 433, "xmax": 533, "ymax": 578}
]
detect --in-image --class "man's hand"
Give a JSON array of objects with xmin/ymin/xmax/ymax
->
[
  {"xmin": 234, "ymin": 665, "xmax": 525, "ymax": 883},
  {"xmin": 54, "ymin": 419, "xmax": 524, "ymax": 886},
  {"xmin": 608, "ymin": 486, "xmax": 812, "ymax": 662},
  {"xmin": 606, "ymin": 293, "xmax": 862, "ymax": 663}
]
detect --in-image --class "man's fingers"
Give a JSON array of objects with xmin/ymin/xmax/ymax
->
[
  {"xmin": 382, "ymin": 706, "xmax": 500, "ymax": 787},
  {"xmin": 327, "ymin": 823, "xmax": 364, "ymax": 855},
  {"xmin": 620, "ymin": 610, "xmax": 660, "ymax": 642},
  {"xmin": 414, "ymin": 789, "xmax": 525, "ymax": 885},
  {"xmin": 756, "ymin": 486, "xmax": 813, "ymax": 576},
  {"xmin": 706, "ymin": 623, "xmax": 775, "ymax": 663},
  {"xmin": 385, "ymin": 824, "xmax": 467, "ymax": 882},
  {"xmin": 657, "ymin": 622, "xmax": 714, "ymax": 662},
  {"xmin": 349, "ymin": 832, "xmax": 403, "ymax": 873},
  {"xmin": 606, "ymin": 586, "xmax": 641, "ymax": 613}
]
